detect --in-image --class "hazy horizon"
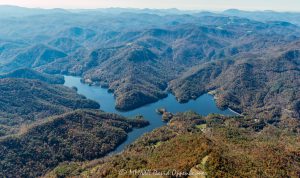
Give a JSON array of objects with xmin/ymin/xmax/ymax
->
[{"xmin": 0, "ymin": 0, "xmax": 300, "ymax": 12}]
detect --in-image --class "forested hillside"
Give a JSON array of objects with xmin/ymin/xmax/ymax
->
[
  {"xmin": 0, "ymin": 68, "xmax": 64, "ymax": 84},
  {"xmin": 46, "ymin": 112, "xmax": 300, "ymax": 178},
  {"xmin": 0, "ymin": 6, "xmax": 299, "ymax": 178},
  {"xmin": 0, "ymin": 78, "xmax": 99, "ymax": 136},
  {"xmin": 0, "ymin": 9, "xmax": 298, "ymax": 122},
  {"xmin": 0, "ymin": 110, "xmax": 149, "ymax": 177}
]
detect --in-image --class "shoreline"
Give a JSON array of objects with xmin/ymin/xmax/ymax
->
[
  {"xmin": 208, "ymin": 90, "xmax": 242, "ymax": 116},
  {"xmin": 228, "ymin": 108, "xmax": 242, "ymax": 116},
  {"xmin": 64, "ymin": 76, "xmax": 240, "ymax": 156}
]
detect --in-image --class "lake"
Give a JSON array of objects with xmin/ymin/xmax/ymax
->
[{"xmin": 64, "ymin": 75, "xmax": 237, "ymax": 153}]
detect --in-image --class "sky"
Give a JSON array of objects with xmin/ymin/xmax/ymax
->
[{"xmin": 0, "ymin": 0, "xmax": 299, "ymax": 12}]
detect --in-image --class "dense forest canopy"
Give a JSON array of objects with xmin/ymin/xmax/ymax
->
[{"xmin": 0, "ymin": 6, "xmax": 299, "ymax": 178}]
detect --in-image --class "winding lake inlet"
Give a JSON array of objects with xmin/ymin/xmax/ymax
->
[{"xmin": 64, "ymin": 76, "xmax": 237, "ymax": 153}]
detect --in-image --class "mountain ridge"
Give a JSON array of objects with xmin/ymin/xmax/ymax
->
[
  {"xmin": 0, "ymin": 110, "xmax": 149, "ymax": 177},
  {"xmin": 0, "ymin": 78, "xmax": 100, "ymax": 136}
]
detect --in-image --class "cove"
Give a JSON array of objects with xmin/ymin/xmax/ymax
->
[{"xmin": 64, "ymin": 75, "xmax": 237, "ymax": 153}]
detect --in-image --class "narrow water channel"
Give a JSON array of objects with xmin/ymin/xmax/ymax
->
[{"xmin": 64, "ymin": 76, "xmax": 236, "ymax": 153}]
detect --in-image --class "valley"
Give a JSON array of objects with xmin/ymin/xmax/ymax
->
[
  {"xmin": 63, "ymin": 75, "xmax": 237, "ymax": 153},
  {"xmin": 0, "ymin": 5, "xmax": 299, "ymax": 178},
  {"xmin": 0, "ymin": 77, "xmax": 99, "ymax": 136},
  {"xmin": 0, "ymin": 9, "xmax": 299, "ymax": 121},
  {"xmin": 46, "ymin": 111, "xmax": 300, "ymax": 178},
  {"xmin": 0, "ymin": 110, "xmax": 149, "ymax": 177}
]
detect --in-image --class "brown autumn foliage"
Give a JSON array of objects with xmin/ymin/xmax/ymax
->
[
  {"xmin": 46, "ymin": 112, "xmax": 300, "ymax": 178},
  {"xmin": 0, "ymin": 110, "xmax": 149, "ymax": 178}
]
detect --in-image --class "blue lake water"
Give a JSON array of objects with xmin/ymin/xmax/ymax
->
[{"xmin": 64, "ymin": 75, "xmax": 236, "ymax": 153}]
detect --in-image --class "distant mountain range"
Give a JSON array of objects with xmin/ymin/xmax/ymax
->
[
  {"xmin": 0, "ymin": 6, "xmax": 299, "ymax": 121},
  {"xmin": 0, "ymin": 6, "xmax": 299, "ymax": 177},
  {"xmin": 0, "ymin": 5, "xmax": 69, "ymax": 17},
  {"xmin": 1, "ymin": 5, "xmax": 300, "ymax": 24}
]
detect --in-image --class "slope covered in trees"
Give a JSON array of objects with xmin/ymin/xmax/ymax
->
[
  {"xmin": 0, "ymin": 68, "xmax": 64, "ymax": 84},
  {"xmin": 0, "ymin": 44, "xmax": 67, "ymax": 73},
  {"xmin": 46, "ymin": 112, "xmax": 300, "ymax": 178},
  {"xmin": 0, "ymin": 78, "xmax": 99, "ymax": 136},
  {"xmin": 0, "ymin": 6, "xmax": 299, "ymax": 178},
  {"xmin": 0, "ymin": 9, "xmax": 299, "ymax": 119},
  {"xmin": 169, "ymin": 46, "xmax": 300, "ymax": 121},
  {"xmin": 0, "ymin": 110, "xmax": 149, "ymax": 177}
]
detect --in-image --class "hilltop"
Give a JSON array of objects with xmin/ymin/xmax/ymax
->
[
  {"xmin": 0, "ymin": 110, "xmax": 149, "ymax": 177},
  {"xmin": 0, "ymin": 7, "xmax": 299, "ymax": 178},
  {"xmin": 0, "ymin": 78, "xmax": 99, "ymax": 136},
  {"xmin": 169, "ymin": 46, "xmax": 300, "ymax": 121},
  {"xmin": 46, "ymin": 112, "xmax": 300, "ymax": 178},
  {"xmin": 0, "ymin": 11, "xmax": 299, "ymax": 122},
  {"xmin": 0, "ymin": 68, "xmax": 64, "ymax": 84}
]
